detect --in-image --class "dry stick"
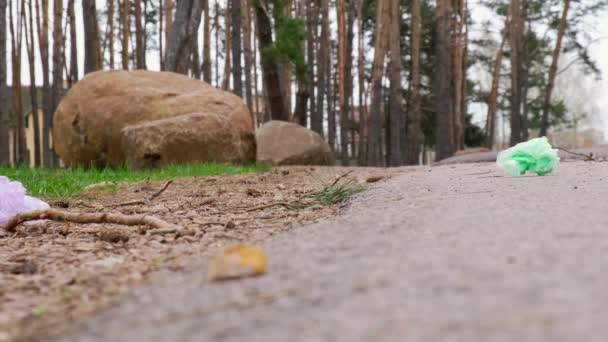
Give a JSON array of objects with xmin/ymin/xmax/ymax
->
[
  {"xmin": 330, "ymin": 170, "xmax": 355, "ymax": 187},
  {"xmin": 110, "ymin": 180, "xmax": 175, "ymax": 207},
  {"xmin": 148, "ymin": 180, "xmax": 174, "ymax": 201},
  {"xmin": 557, "ymin": 147, "xmax": 596, "ymax": 161},
  {"xmin": 247, "ymin": 202, "xmax": 292, "ymax": 212},
  {"xmin": 3, "ymin": 209, "xmax": 183, "ymax": 234}
]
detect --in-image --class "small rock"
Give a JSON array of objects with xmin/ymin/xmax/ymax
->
[{"xmin": 98, "ymin": 229, "xmax": 130, "ymax": 244}]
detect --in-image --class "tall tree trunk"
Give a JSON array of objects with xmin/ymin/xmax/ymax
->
[
  {"xmin": 231, "ymin": 0, "xmax": 243, "ymax": 96},
  {"xmin": 214, "ymin": 1, "xmax": 219, "ymax": 86},
  {"xmin": 163, "ymin": 0, "xmax": 203, "ymax": 74},
  {"xmin": 345, "ymin": 3, "xmax": 355, "ymax": 160},
  {"xmin": 67, "ymin": 0, "xmax": 77, "ymax": 84},
  {"xmin": 83, "ymin": 0, "xmax": 103, "ymax": 74},
  {"xmin": 314, "ymin": 0, "xmax": 329, "ymax": 136},
  {"xmin": 0, "ymin": 0, "xmax": 9, "ymax": 165},
  {"xmin": 306, "ymin": 0, "xmax": 317, "ymax": 130},
  {"xmin": 367, "ymin": 0, "xmax": 390, "ymax": 166},
  {"xmin": 202, "ymin": 0, "xmax": 212, "ymax": 82},
  {"xmin": 52, "ymin": 0, "xmax": 63, "ymax": 112},
  {"xmin": 121, "ymin": 0, "xmax": 129, "ymax": 69},
  {"xmin": 135, "ymin": 0, "xmax": 146, "ymax": 69},
  {"xmin": 36, "ymin": 0, "xmax": 53, "ymax": 166},
  {"xmin": 242, "ymin": 0, "xmax": 254, "ymax": 116},
  {"xmin": 453, "ymin": 0, "xmax": 466, "ymax": 150},
  {"xmin": 10, "ymin": 0, "xmax": 27, "ymax": 165},
  {"xmin": 434, "ymin": 0, "xmax": 455, "ymax": 161},
  {"xmin": 337, "ymin": 0, "xmax": 348, "ymax": 161},
  {"xmin": 222, "ymin": 1, "xmax": 232, "ymax": 90},
  {"xmin": 387, "ymin": 0, "xmax": 403, "ymax": 166},
  {"xmin": 293, "ymin": 0, "xmax": 309, "ymax": 127},
  {"xmin": 356, "ymin": 0, "xmax": 366, "ymax": 165},
  {"xmin": 25, "ymin": 0, "xmax": 41, "ymax": 166},
  {"xmin": 405, "ymin": 0, "xmax": 423, "ymax": 165},
  {"xmin": 191, "ymin": 30, "xmax": 201, "ymax": 77},
  {"xmin": 485, "ymin": 20, "xmax": 508, "ymax": 149},
  {"xmin": 254, "ymin": 3, "xmax": 288, "ymax": 121},
  {"xmin": 508, "ymin": 0, "xmax": 524, "ymax": 145},
  {"xmin": 159, "ymin": 0, "xmax": 163, "ymax": 66},
  {"xmin": 540, "ymin": 0, "xmax": 570, "ymax": 137}
]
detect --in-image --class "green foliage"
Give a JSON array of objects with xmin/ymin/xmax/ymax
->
[
  {"xmin": 254, "ymin": 0, "xmax": 309, "ymax": 83},
  {"xmin": 309, "ymin": 178, "xmax": 367, "ymax": 206},
  {"xmin": 1, "ymin": 163, "xmax": 269, "ymax": 199}
]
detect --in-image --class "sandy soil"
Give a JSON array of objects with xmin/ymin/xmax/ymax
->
[{"xmin": 0, "ymin": 166, "xmax": 401, "ymax": 341}]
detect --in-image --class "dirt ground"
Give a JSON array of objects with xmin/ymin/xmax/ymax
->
[{"xmin": 0, "ymin": 166, "xmax": 400, "ymax": 341}]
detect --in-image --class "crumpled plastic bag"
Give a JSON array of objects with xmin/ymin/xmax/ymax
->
[
  {"xmin": 0, "ymin": 176, "xmax": 49, "ymax": 225},
  {"xmin": 497, "ymin": 137, "xmax": 560, "ymax": 176}
]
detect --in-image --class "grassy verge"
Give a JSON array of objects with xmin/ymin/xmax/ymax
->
[{"xmin": 0, "ymin": 163, "xmax": 270, "ymax": 199}]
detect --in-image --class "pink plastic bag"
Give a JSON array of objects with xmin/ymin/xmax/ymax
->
[{"xmin": 0, "ymin": 176, "xmax": 49, "ymax": 225}]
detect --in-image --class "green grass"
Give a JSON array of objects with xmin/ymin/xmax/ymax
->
[
  {"xmin": 309, "ymin": 178, "xmax": 367, "ymax": 206},
  {"xmin": 1, "ymin": 163, "xmax": 270, "ymax": 199}
]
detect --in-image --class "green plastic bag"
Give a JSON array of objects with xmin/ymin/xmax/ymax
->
[{"xmin": 496, "ymin": 137, "xmax": 560, "ymax": 176}]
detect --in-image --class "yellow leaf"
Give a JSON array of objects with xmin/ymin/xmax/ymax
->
[{"xmin": 208, "ymin": 244, "xmax": 268, "ymax": 282}]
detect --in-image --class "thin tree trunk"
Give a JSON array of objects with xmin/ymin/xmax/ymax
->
[
  {"xmin": 67, "ymin": 0, "xmax": 77, "ymax": 84},
  {"xmin": 25, "ymin": 0, "xmax": 41, "ymax": 166},
  {"xmin": 191, "ymin": 30, "xmax": 201, "ymax": 77},
  {"xmin": 222, "ymin": 0, "xmax": 232, "ymax": 90},
  {"xmin": 52, "ymin": 0, "xmax": 63, "ymax": 113},
  {"xmin": 293, "ymin": 0, "xmax": 309, "ymax": 127},
  {"xmin": 387, "ymin": 0, "xmax": 403, "ymax": 166},
  {"xmin": 337, "ymin": 0, "xmax": 348, "ymax": 161},
  {"xmin": 485, "ymin": 20, "xmax": 508, "ymax": 149},
  {"xmin": 345, "ymin": 3, "xmax": 355, "ymax": 160},
  {"xmin": 10, "ymin": 0, "xmax": 28, "ymax": 165},
  {"xmin": 434, "ymin": 0, "xmax": 455, "ymax": 161},
  {"xmin": 314, "ymin": 0, "xmax": 329, "ymax": 136},
  {"xmin": 508, "ymin": 0, "xmax": 523, "ymax": 145},
  {"xmin": 35, "ymin": 0, "xmax": 53, "ymax": 166},
  {"xmin": 202, "ymin": 0, "xmax": 212, "ymax": 82},
  {"xmin": 165, "ymin": 0, "xmax": 173, "ymax": 60},
  {"xmin": 135, "ymin": 0, "xmax": 146, "ymax": 69},
  {"xmin": 231, "ymin": 0, "xmax": 243, "ymax": 96},
  {"xmin": 356, "ymin": 0, "xmax": 366, "ymax": 165},
  {"xmin": 452, "ymin": 0, "xmax": 466, "ymax": 151},
  {"xmin": 367, "ymin": 0, "xmax": 390, "ymax": 166},
  {"xmin": 254, "ymin": 3, "xmax": 288, "ymax": 121},
  {"xmin": 159, "ymin": 0, "xmax": 163, "ymax": 66},
  {"xmin": 0, "ymin": 0, "xmax": 8, "ymax": 165},
  {"xmin": 540, "ymin": 0, "xmax": 570, "ymax": 136},
  {"xmin": 163, "ymin": 0, "xmax": 203, "ymax": 74},
  {"xmin": 242, "ymin": 0, "xmax": 254, "ymax": 116},
  {"xmin": 121, "ymin": 0, "xmax": 129, "ymax": 69},
  {"xmin": 83, "ymin": 0, "xmax": 103, "ymax": 74},
  {"xmin": 306, "ymin": 0, "xmax": 317, "ymax": 130},
  {"xmin": 214, "ymin": 0, "xmax": 220, "ymax": 86},
  {"xmin": 405, "ymin": 0, "xmax": 423, "ymax": 165}
]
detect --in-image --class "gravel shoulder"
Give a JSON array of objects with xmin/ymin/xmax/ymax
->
[{"xmin": 56, "ymin": 161, "xmax": 608, "ymax": 342}]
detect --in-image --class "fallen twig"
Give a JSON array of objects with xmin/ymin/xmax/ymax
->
[
  {"xmin": 149, "ymin": 180, "xmax": 174, "ymax": 201},
  {"xmin": 246, "ymin": 202, "xmax": 292, "ymax": 212},
  {"xmin": 110, "ymin": 180, "xmax": 175, "ymax": 207},
  {"xmin": 330, "ymin": 170, "xmax": 355, "ymax": 187},
  {"xmin": 557, "ymin": 147, "xmax": 596, "ymax": 161},
  {"xmin": 2, "ymin": 209, "xmax": 183, "ymax": 234}
]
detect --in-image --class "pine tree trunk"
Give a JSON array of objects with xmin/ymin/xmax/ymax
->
[
  {"xmin": 67, "ymin": 0, "xmax": 77, "ymax": 84},
  {"xmin": 405, "ymin": 0, "xmax": 423, "ymax": 165},
  {"xmin": 121, "ymin": 0, "xmax": 129, "ymax": 69},
  {"xmin": 35, "ymin": 0, "xmax": 53, "ymax": 166},
  {"xmin": 10, "ymin": 0, "xmax": 28, "ymax": 165},
  {"xmin": 356, "ymin": 0, "xmax": 366, "ymax": 165},
  {"xmin": 231, "ymin": 0, "xmax": 242, "ymax": 96},
  {"xmin": 485, "ymin": 19, "xmax": 508, "ymax": 149},
  {"xmin": 345, "ymin": 3, "xmax": 355, "ymax": 160},
  {"xmin": 135, "ymin": 0, "xmax": 146, "ymax": 69},
  {"xmin": 163, "ymin": 0, "xmax": 203, "ymax": 74},
  {"xmin": 159, "ymin": 0, "xmax": 163, "ymax": 65},
  {"xmin": 434, "ymin": 0, "xmax": 455, "ymax": 161},
  {"xmin": 191, "ymin": 30, "xmax": 201, "ymax": 77},
  {"xmin": 25, "ymin": 0, "xmax": 41, "ymax": 166},
  {"xmin": 0, "ymin": 0, "xmax": 9, "ymax": 165},
  {"xmin": 387, "ymin": 0, "xmax": 403, "ymax": 166},
  {"xmin": 453, "ymin": 0, "xmax": 466, "ymax": 151},
  {"xmin": 254, "ymin": 3, "xmax": 288, "ymax": 121},
  {"xmin": 306, "ymin": 0, "xmax": 317, "ymax": 130},
  {"xmin": 83, "ymin": 0, "xmax": 103, "ymax": 74},
  {"xmin": 242, "ymin": 0, "xmax": 254, "ymax": 117},
  {"xmin": 202, "ymin": 0, "xmax": 212, "ymax": 83},
  {"xmin": 314, "ymin": 0, "xmax": 329, "ymax": 137},
  {"xmin": 293, "ymin": 0, "xmax": 308, "ymax": 127},
  {"xmin": 337, "ymin": 0, "xmax": 348, "ymax": 161},
  {"xmin": 367, "ymin": 0, "xmax": 390, "ymax": 166},
  {"xmin": 540, "ymin": 0, "xmax": 570, "ymax": 137},
  {"xmin": 508, "ymin": 0, "xmax": 524, "ymax": 145},
  {"xmin": 52, "ymin": 0, "xmax": 63, "ymax": 113}
]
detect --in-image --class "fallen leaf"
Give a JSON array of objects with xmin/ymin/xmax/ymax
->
[{"xmin": 208, "ymin": 244, "xmax": 268, "ymax": 282}]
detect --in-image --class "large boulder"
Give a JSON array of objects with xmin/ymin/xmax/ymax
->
[
  {"xmin": 256, "ymin": 121, "xmax": 334, "ymax": 166},
  {"xmin": 53, "ymin": 70, "xmax": 255, "ymax": 168}
]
